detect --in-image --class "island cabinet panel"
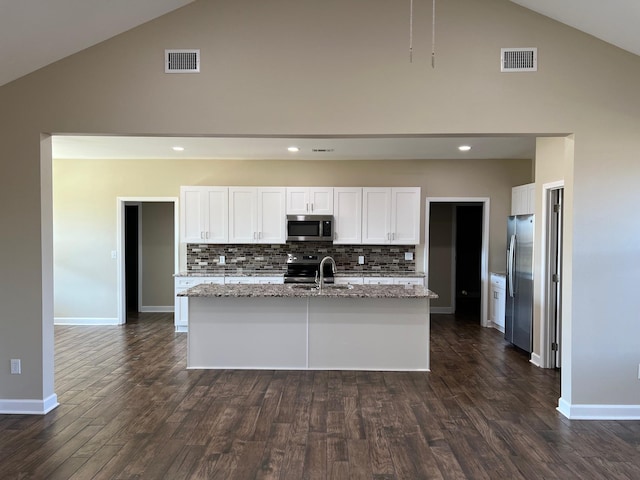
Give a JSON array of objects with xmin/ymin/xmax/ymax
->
[
  {"xmin": 180, "ymin": 186, "xmax": 228, "ymax": 243},
  {"xmin": 333, "ymin": 187, "xmax": 362, "ymax": 244},
  {"xmin": 307, "ymin": 298, "xmax": 429, "ymax": 370},
  {"xmin": 188, "ymin": 297, "xmax": 308, "ymax": 369}
]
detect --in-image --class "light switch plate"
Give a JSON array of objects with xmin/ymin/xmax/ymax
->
[
  {"xmin": 358, "ymin": 256, "xmax": 365, "ymax": 265},
  {"xmin": 219, "ymin": 255, "xmax": 226, "ymax": 265},
  {"xmin": 405, "ymin": 252, "xmax": 414, "ymax": 261}
]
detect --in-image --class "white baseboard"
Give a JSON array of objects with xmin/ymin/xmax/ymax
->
[
  {"xmin": 557, "ymin": 397, "xmax": 640, "ymax": 420},
  {"xmin": 529, "ymin": 352, "xmax": 542, "ymax": 367},
  {"xmin": 54, "ymin": 317, "xmax": 120, "ymax": 326},
  {"xmin": 175, "ymin": 325, "xmax": 188, "ymax": 333},
  {"xmin": 0, "ymin": 394, "xmax": 59, "ymax": 415},
  {"xmin": 140, "ymin": 306, "xmax": 175, "ymax": 313},
  {"xmin": 431, "ymin": 306, "xmax": 454, "ymax": 314}
]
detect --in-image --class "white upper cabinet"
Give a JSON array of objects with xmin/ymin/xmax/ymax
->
[
  {"xmin": 333, "ymin": 187, "xmax": 362, "ymax": 244},
  {"xmin": 362, "ymin": 187, "xmax": 420, "ymax": 245},
  {"xmin": 229, "ymin": 187, "xmax": 286, "ymax": 243},
  {"xmin": 286, "ymin": 187, "xmax": 334, "ymax": 214},
  {"xmin": 180, "ymin": 186, "xmax": 228, "ymax": 243},
  {"xmin": 511, "ymin": 183, "xmax": 535, "ymax": 215}
]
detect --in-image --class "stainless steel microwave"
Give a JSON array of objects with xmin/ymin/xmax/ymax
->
[{"xmin": 286, "ymin": 215, "xmax": 333, "ymax": 242}]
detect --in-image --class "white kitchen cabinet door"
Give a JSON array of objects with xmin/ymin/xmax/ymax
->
[
  {"xmin": 229, "ymin": 187, "xmax": 257, "ymax": 243},
  {"xmin": 363, "ymin": 277, "xmax": 394, "ymax": 285},
  {"xmin": 286, "ymin": 187, "xmax": 333, "ymax": 214},
  {"xmin": 511, "ymin": 183, "xmax": 534, "ymax": 215},
  {"xmin": 490, "ymin": 274, "xmax": 506, "ymax": 331},
  {"xmin": 334, "ymin": 277, "xmax": 364, "ymax": 285},
  {"xmin": 257, "ymin": 187, "xmax": 286, "ymax": 243},
  {"xmin": 362, "ymin": 188, "xmax": 391, "ymax": 244},
  {"xmin": 362, "ymin": 187, "xmax": 420, "ymax": 244},
  {"xmin": 174, "ymin": 276, "xmax": 223, "ymax": 331},
  {"xmin": 309, "ymin": 187, "xmax": 333, "ymax": 214},
  {"xmin": 333, "ymin": 187, "xmax": 362, "ymax": 244},
  {"xmin": 229, "ymin": 187, "xmax": 285, "ymax": 243},
  {"xmin": 393, "ymin": 277, "xmax": 424, "ymax": 286},
  {"xmin": 390, "ymin": 187, "xmax": 420, "ymax": 245},
  {"xmin": 180, "ymin": 186, "xmax": 229, "ymax": 243}
]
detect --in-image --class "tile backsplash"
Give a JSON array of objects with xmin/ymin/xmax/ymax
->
[{"xmin": 186, "ymin": 242, "xmax": 416, "ymax": 273}]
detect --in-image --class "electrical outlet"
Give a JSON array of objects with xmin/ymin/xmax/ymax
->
[
  {"xmin": 358, "ymin": 256, "xmax": 365, "ymax": 265},
  {"xmin": 219, "ymin": 255, "xmax": 226, "ymax": 265},
  {"xmin": 10, "ymin": 359, "xmax": 21, "ymax": 375},
  {"xmin": 405, "ymin": 252, "xmax": 414, "ymax": 261},
  {"xmin": 111, "ymin": 250, "xmax": 117, "ymax": 259}
]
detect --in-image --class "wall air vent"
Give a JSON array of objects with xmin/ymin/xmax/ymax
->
[
  {"xmin": 501, "ymin": 48, "xmax": 537, "ymax": 72},
  {"xmin": 312, "ymin": 148, "xmax": 335, "ymax": 153},
  {"xmin": 165, "ymin": 49, "xmax": 200, "ymax": 73}
]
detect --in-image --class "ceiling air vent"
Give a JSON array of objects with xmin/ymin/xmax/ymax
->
[
  {"xmin": 312, "ymin": 148, "xmax": 335, "ymax": 153},
  {"xmin": 501, "ymin": 48, "xmax": 537, "ymax": 72},
  {"xmin": 165, "ymin": 49, "xmax": 200, "ymax": 73}
]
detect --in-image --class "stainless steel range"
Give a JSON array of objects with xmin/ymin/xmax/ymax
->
[{"xmin": 284, "ymin": 254, "xmax": 335, "ymax": 284}]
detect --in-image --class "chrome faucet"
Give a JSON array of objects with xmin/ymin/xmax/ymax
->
[{"xmin": 318, "ymin": 256, "xmax": 337, "ymax": 291}]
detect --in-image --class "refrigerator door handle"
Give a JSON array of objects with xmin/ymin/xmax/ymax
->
[{"xmin": 508, "ymin": 234, "xmax": 516, "ymax": 297}]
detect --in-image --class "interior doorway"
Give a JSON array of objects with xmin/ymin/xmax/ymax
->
[
  {"xmin": 425, "ymin": 197, "xmax": 490, "ymax": 326},
  {"xmin": 117, "ymin": 197, "xmax": 179, "ymax": 325},
  {"xmin": 542, "ymin": 183, "xmax": 564, "ymax": 368},
  {"xmin": 124, "ymin": 204, "xmax": 141, "ymax": 315},
  {"xmin": 454, "ymin": 204, "xmax": 484, "ymax": 318}
]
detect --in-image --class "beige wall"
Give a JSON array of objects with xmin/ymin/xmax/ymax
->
[
  {"xmin": 2, "ymin": 0, "xmax": 640, "ymax": 414},
  {"xmin": 428, "ymin": 203, "xmax": 454, "ymax": 310},
  {"xmin": 141, "ymin": 202, "xmax": 174, "ymax": 309},
  {"xmin": 53, "ymin": 157, "xmax": 529, "ymax": 319}
]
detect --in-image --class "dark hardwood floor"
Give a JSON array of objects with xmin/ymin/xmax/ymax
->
[{"xmin": 1, "ymin": 312, "xmax": 639, "ymax": 479}]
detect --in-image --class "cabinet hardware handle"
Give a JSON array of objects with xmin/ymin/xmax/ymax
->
[
  {"xmin": 306, "ymin": 203, "xmax": 309, "ymax": 212},
  {"xmin": 311, "ymin": 203, "xmax": 314, "ymax": 212}
]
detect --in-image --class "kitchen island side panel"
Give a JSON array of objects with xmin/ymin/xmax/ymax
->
[
  {"xmin": 188, "ymin": 297, "xmax": 308, "ymax": 369},
  {"xmin": 308, "ymin": 297, "xmax": 430, "ymax": 371}
]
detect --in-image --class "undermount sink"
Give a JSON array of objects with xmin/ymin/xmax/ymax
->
[{"xmin": 287, "ymin": 284, "xmax": 354, "ymax": 291}]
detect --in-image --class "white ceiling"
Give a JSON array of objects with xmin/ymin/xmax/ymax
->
[
  {"xmin": 52, "ymin": 135, "xmax": 536, "ymax": 161},
  {"xmin": 0, "ymin": 0, "xmax": 638, "ymax": 88}
]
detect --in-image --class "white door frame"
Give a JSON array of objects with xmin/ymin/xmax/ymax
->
[
  {"xmin": 116, "ymin": 197, "xmax": 179, "ymax": 325},
  {"xmin": 425, "ymin": 197, "xmax": 491, "ymax": 327},
  {"xmin": 539, "ymin": 181, "xmax": 564, "ymax": 368}
]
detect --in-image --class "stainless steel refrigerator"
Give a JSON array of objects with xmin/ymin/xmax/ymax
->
[{"xmin": 505, "ymin": 214, "xmax": 534, "ymax": 352}]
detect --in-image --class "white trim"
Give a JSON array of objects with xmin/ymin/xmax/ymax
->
[
  {"xmin": 54, "ymin": 317, "xmax": 119, "ymax": 325},
  {"xmin": 539, "ymin": 181, "xmax": 564, "ymax": 368},
  {"xmin": 117, "ymin": 197, "xmax": 179, "ymax": 325},
  {"xmin": 187, "ymin": 366, "xmax": 431, "ymax": 372},
  {"xmin": 425, "ymin": 197, "xmax": 490, "ymax": 327},
  {"xmin": 431, "ymin": 307, "xmax": 454, "ymax": 314},
  {"xmin": 557, "ymin": 398, "xmax": 640, "ymax": 420},
  {"xmin": 140, "ymin": 306, "xmax": 175, "ymax": 313},
  {"xmin": 529, "ymin": 352, "xmax": 542, "ymax": 367},
  {"xmin": 0, "ymin": 394, "xmax": 59, "ymax": 415},
  {"xmin": 137, "ymin": 203, "xmax": 143, "ymax": 313},
  {"xmin": 175, "ymin": 325, "xmax": 188, "ymax": 333}
]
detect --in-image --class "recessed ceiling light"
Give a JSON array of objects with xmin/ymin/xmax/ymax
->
[
  {"xmin": 458, "ymin": 145, "xmax": 472, "ymax": 152},
  {"xmin": 287, "ymin": 146, "xmax": 300, "ymax": 152},
  {"xmin": 172, "ymin": 146, "xmax": 185, "ymax": 152}
]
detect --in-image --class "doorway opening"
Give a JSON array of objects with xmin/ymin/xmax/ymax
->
[
  {"xmin": 541, "ymin": 182, "xmax": 564, "ymax": 368},
  {"xmin": 117, "ymin": 197, "xmax": 179, "ymax": 325},
  {"xmin": 425, "ymin": 198, "xmax": 490, "ymax": 326}
]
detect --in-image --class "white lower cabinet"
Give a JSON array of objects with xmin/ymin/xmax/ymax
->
[
  {"xmin": 336, "ymin": 276, "xmax": 424, "ymax": 286},
  {"xmin": 489, "ymin": 273, "xmax": 506, "ymax": 331},
  {"xmin": 175, "ymin": 276, "xmax": 285, "ymax": 331},
  {"xmin": 174, "ymin": 277, "xmax": 224, "ymax": 332}
]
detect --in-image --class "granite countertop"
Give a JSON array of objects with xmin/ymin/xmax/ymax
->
[
  {"xmin": 179, "ymin": 283, "xmax": 438, "ymax": 299},
  {"xmin": 334, "ymin": 271, "xmax": 425, "ymax": 278}
]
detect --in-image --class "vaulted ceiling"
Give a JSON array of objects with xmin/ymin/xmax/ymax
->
[{"xmin": 1, "ymin": 0, "xmax": 638, "ymax": 88}]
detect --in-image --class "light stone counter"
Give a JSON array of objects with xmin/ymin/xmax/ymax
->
[{"xmin": 179, "ymin": 283, "xmax": 437, "ymax": 299}]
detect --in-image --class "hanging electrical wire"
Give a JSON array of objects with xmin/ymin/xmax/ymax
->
[
  {"xmin": 409, "ymin": 0, "xmax": 414, "ymax": 63},
  {"xmin": 431, "ymin": 0, "xmax": 436, "ymax": 68}
]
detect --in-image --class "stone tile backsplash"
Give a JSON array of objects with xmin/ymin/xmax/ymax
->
[{"xmin": 186, "ymin": 242, "xmax": 416, "ymax": 273}]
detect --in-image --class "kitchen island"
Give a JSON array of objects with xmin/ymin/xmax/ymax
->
[{"xmin": 180, "ymin": 283, "xmax": 437, "ymax": 371}]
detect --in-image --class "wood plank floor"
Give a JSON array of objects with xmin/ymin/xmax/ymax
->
[{"xmin": 1, "ymin": 312, "xmax": 639, "ymax": 479}]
